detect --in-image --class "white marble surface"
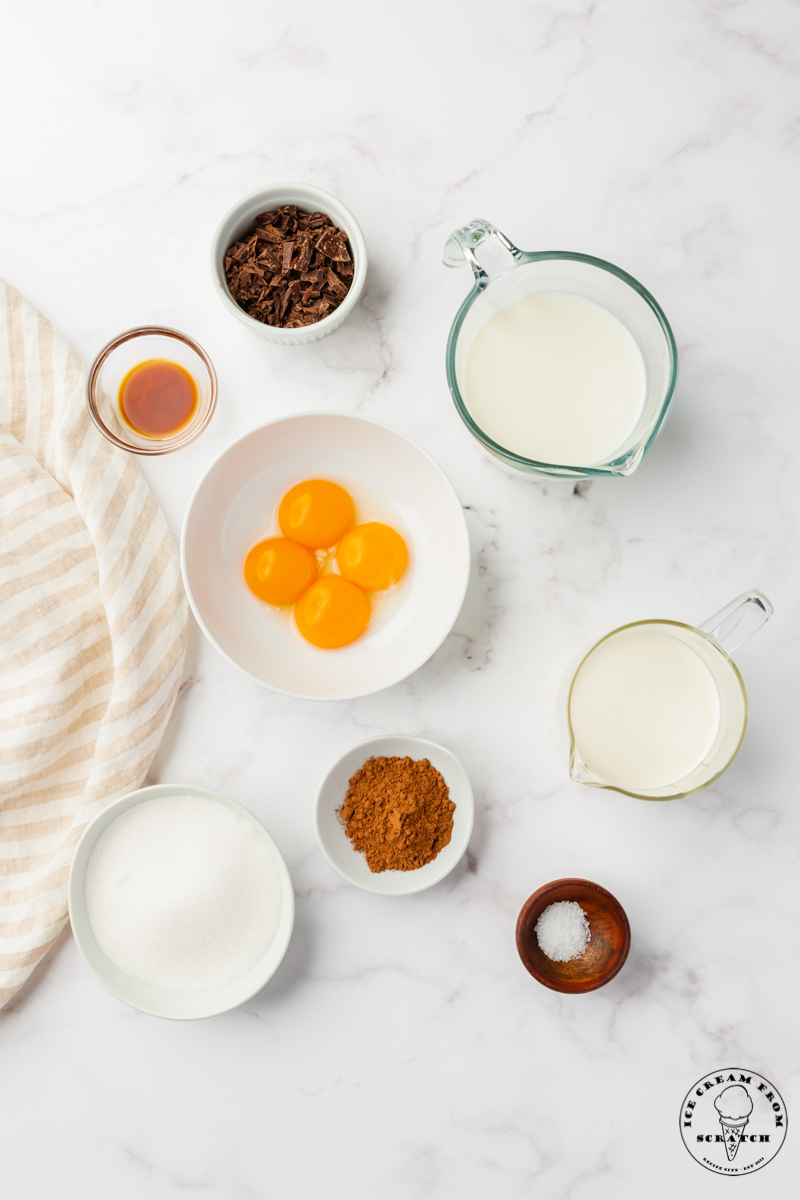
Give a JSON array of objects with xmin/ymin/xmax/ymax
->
[{"xmin": 2, "ymin": 1, "xmax": 800, "ymax": 1195}]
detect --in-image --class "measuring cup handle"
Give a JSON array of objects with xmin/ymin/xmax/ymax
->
[
  {"xmin": 698, "ymin": 589, "xmax": 774, "ymax": 656},
  {"xmin": 442, "ymin": 219, "xmax": 523, "ymax": 283}
]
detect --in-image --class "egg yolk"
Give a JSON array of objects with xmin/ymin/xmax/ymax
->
[
  {"xmin": 278, "ymin": 479, "xmax": 355, "ymax": 549},
  {"xmin": 294, "ymin": 575, "xmax": 370, "ymax": 648},
  {"xmin": 336, "ymin": 522, "xmax": 408, "ymax": 592},
  {"xmin": 244, "ymin": 538, "xmax": 317, "ymax": 606}
]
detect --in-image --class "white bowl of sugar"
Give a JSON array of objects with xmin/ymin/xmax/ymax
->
[{"xmin": 68, "ymin": 784, "xmax": 295, "ymax": 1019}]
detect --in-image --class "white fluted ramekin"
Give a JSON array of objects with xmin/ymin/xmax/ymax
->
[{"xmin": 210, "ymin": 182, "xmax": 367, "ymax": 345}]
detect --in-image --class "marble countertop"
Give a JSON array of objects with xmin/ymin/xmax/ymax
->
[{"xmin": 2, "ymin": 1, "xmax": 800, "ymax": 1196}]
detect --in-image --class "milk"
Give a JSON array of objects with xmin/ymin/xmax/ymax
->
[
  {"xmin": 464, "ymin": 291, "xmax": 646, "ymax": 466},
  {"xmin": 568, "ymin": 627, "xmax": 721, "ymax": 792}
]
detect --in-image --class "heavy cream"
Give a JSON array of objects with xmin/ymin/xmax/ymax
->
[
  {"xmin": 464, "ymin": 291, "xmax": 646, "ymax": 466},
  {"xmin": 568, "ymin": 627, "xmax": 721, "ymax": 793}
]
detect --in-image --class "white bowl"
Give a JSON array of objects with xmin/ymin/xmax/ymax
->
[
  {"xmin": 68, "ymin": 784, "xmax": 295, "ymax": 1020},
  {"xmin": 315, "ymin": 735, "xmax": 474, "ymax": 895},
  {"xmin": 181, "ymin": 414, "xmax": 470, "ymax": 701},
  {"xmin": 210, "ymin": 182, "xmax": 367, "ymax": 344}
]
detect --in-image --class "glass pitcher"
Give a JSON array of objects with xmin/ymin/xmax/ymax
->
[
  {"xmin": 548, "ymin": 591, "xmax": 773, "ymax": 800},
  {"xmin": 443, "ymin": 219, "xmax": 678, "ymax": 480}
]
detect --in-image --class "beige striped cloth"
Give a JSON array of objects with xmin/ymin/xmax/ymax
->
[{"xmin": 0, "ymin": 281, "xmax": 188, "ymax": 1006}]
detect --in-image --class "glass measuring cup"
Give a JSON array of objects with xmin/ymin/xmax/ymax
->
[
  {"xmin": 443, "ymin": 220, "xmax": 678, "ymax": 480},
  {"xmin": 548, "ymin": 591, "xmax": 773, "ymax": 800}
]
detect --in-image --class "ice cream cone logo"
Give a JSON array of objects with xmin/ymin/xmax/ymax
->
[
  {"xmin": 679, "ymin": 1069, "xmax": 787, "ymax": 1175},
  {"xmin": 715, "ymin": 1086, "xmax": 753, "ymax": 1161}
]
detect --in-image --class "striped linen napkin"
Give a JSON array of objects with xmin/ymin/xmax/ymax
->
[{"xmin": 0, "ymin": 282, "xmax": 188, "ymax": 1006}]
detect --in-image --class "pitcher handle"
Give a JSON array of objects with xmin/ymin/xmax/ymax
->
[
  {"xmin": 698, "ymin": 589, "xmax": 774, "ymax": 656},
  {"xmin": 442, "ymin": 219, "xmax": 523, "ymax": 285}
]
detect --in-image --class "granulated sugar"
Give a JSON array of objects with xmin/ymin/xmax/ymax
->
[
  {"xmin": 85, "ymin": 794, "xmax": 282, "ymax": 991},
  {"xmin": 535, "ymin": 900, "xmax": 591, "ymax": 963}
]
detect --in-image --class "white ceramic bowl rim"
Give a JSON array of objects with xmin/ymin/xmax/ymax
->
[
  {"xmin": 180, "ymin": 412, "xmax": 471, "ymax": 702},
  {"xmin": 314, "ymin": 734, "xmax": 475, "ymax": 895},
  {"xmin": 210, "ymin": 181, "xmax": 368, "ymax": 342},
  {"xmin": 68, "ymin": 784, "xmax": 295, "ymax": 1020}
]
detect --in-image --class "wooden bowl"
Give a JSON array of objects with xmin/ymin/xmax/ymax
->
[{"xmin": 515, "ymin": 878, "xmax": 631, "ymax": 993}]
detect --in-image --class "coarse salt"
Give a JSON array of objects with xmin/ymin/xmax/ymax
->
[
  {"xmin": 535, "ymin": 900, "xmax": 591, "ymax": 963},
  {"xmin": 85, "ymin": 794, "xmax": 282, "ymax": 992}
]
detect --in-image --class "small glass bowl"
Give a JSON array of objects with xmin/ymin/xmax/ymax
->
[{"xmin": 86, "ymin": 326, "xmax": 217, "ymax": 455}]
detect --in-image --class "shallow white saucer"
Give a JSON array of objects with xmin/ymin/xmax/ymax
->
[
  {"xmin": 68, "ymin": 784, "xmax": 295, "ymax": 1020},
  {"xmin": 314, "ymin": 735, "xmax": 474, "ymax": 895},
  {"xmin": 181, "ymin": 414, "xmax": 470, "ymax": 701}
]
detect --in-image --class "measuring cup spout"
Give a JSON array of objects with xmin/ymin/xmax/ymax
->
[
  {"xmin": 568, "ymin": 755, "xmax": 608, "ymax": 789},
  {"xmin": 698, "ymin": 590, "xmax": 773, "ymax": 656}
]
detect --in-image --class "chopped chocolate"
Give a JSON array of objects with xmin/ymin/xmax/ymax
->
[
  {"xmin": 258, "ymin": 246, "xmax": 282, "ymax": 273},
  {"xmin": 325, "ymin": 267, "xmax": 348, "ymax": 297},
  {"xmin": 306, "ymin": 298, "xmax": 332, "ymax": 319},
  {"xmin": 294, "ymin": 232, "xmax": 313, "ymax": 271},
  {"xmin": 282, "ymin": 279, "xmax": 302, "ymax": 315},
  {"xmin": 224, "ymin": 205, "xmax": 354, "ymax": 329},
  {"xmin": 315, "ymin": 228, "xmax": 349, "ymax": 261}
]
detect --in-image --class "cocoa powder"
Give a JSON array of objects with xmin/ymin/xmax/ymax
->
[{"xmin": 338, "ymin": 756, "xmax": 455, "ymax": 873}]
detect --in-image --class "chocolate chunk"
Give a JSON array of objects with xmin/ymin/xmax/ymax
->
[
  {"xmin": 294, "ymin": 232, "xmax": 313, "ymax": 271},
  {"xmin": 224, "ymin": 205, "xmax": 354, "ymax": 329},
  {"xmin": 315, "ymin": 229, "xmax": 350, "ymax": 261},
  {"xmin": 276, "ymin": 205, "xmax": 298, "ymax": 234},
  {"xmin": 258, "ymin": 246, "xmax": 282, "ymax": 273},
  {"xmin": 326, "ymin": 267, "xmax": 348, "ymax": 297},
  {"xmin": 285, "ymin": 311, "xmax": 312, "ymax": 328},
  {"xmin": 280, "ymin": 280, "xmax": 302, "ymax": 318}
]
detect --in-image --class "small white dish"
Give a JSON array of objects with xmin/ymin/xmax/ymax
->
[
  {"xmin": 181, "ymin": 413, "xmax": 470, "ymax": 701},
  {"xmin": 210, "ymin": 182, "xmax": 367, "ymax": 344},
  {"xmin": 68, "ymin": 784, "xmax": 295, "ymax": 1020},
  {"xmin": 314, "ymin": 735, "xmax": 475, "ymax": 895}
]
